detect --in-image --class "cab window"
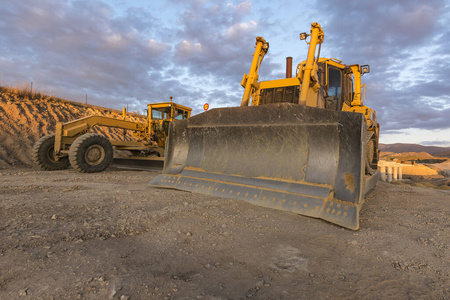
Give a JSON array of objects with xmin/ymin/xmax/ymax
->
[
  {"xmin": 151, "ymin": 109, "xmax": 164, "ymax": 119},
  {"xmin": 327, "ymin": 67, "xmax": 342, "ymax": 110},
  {"xmin": 151, "ymin": 108, "xmax": 170, "ymax": 120},
  {"xmin": 174, "ymin": 109, "xmax": 188, "ymax": 120}
]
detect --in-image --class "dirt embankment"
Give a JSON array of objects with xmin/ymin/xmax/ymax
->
[
  {"xmin": 0, "ymin": 92, "xmax": 145, "ymax": 168},
  {"xmin": 380, "ymin": 151, "xmax": 448, "ymax": 163}
]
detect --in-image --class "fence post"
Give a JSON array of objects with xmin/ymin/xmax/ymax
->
[
  {"xmin": 387, "ymin": 166, "xmax": 393, "ymax": 183},
  {"xmin": 379, "ymin": 165, "xmax": 386, "ymax": 182}
]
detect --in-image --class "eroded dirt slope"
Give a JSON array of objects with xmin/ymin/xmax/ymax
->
[{"xmin": 0, "ymin": 92, "xmax": 145, "ymax": 168}]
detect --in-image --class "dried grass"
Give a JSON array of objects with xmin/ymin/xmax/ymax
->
[
  {"xmin": 0, "ymin": 79, "xmax": 60, "ymax": 102},
  {"xmin": 0, "ymin": 79, "xmax": 144, "ymax": 117}
]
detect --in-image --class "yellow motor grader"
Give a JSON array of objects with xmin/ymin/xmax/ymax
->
[
  {"xmin": 151, "ymin": 22, "xmax": 380, "ymax": 230},
  {"xmin": 33, "ymin": 100, "xmax": 191, "ymax": 173}
]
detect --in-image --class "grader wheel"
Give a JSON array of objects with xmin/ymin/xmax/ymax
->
[
  {"xmin": 32, "ymin": 134, "xmax": 70, "ymax": 170},
  {"xmin": 69, "ymin": 133, "xmax": 113, "ymax": 173}
]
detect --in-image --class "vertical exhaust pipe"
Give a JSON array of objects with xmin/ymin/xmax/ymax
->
[{"xmin": 286, "ymin": 57, "xmax": 293, "ymax": 78}]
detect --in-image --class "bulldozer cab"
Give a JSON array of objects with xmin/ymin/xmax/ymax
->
[
  {"xmin": 256, "ymin": 58, "xmax": 365, "ymax": 112},
  {"xmin": 320, "ymin": 59, "xmax": 354, "ymax": 111}
]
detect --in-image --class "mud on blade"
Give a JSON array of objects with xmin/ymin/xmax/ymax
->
[{"xmin": 150, "ymin": 103, "xmax": 379, "ymax": 230}]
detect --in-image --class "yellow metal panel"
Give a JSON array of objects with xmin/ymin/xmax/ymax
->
[
  {"xmin": 342, "ymin": 104, "xmax": 377, "ymax": 129},
  {"xmin": 147, "ymin": 102, "xmax": 192, "ymax": 112},
  {"xmin": 61, "ymin": 116, "xmax": 145, "ymax": 137},
  {"xmin": 259, "ymin": 78, "xmax": 300, "ymax": 89},
  {"xmin": 64, "ymin": 123, "xmax": 89, "ymax": 136},
  {"xmin": 305, "ymin": 90, "xmax": 320, "ymax": 107},
  {"xmin": 110, "ymin": 140, "xmax": 148, "ymax": 147},
  {"xmin": 54, "ymin": 122, "xmax": 63, "ymax": 153}
]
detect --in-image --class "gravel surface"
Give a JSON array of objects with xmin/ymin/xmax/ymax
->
[{"xmin": 1, "ymin": 167, "xmax": 449, "ymax": 299}]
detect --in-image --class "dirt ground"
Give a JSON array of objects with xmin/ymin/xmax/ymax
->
[{"xmin": 1, "ymin": 166, "xmax": 449, "ymax": 300}]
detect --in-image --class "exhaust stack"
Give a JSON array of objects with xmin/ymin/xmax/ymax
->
[{"xmin": 286, "ymin": 57, "xmax": 293, "ymax": 78}]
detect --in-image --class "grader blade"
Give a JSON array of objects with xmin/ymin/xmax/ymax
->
[
  {"xmin": 150, "ymin": 103, "xmax": 379, "ymax": 230},
  {"xmin": 112, "ymin": 157, "xmax": 164, "ymax": 171}
]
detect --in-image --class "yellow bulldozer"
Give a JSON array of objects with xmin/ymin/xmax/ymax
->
[
  {"xmin": 150, "ymin": 22, "xmax": 380, "ymax": 230},
  {"xmin": 33, "ymin": 100, "xmax": 192, "ymax": 173}
]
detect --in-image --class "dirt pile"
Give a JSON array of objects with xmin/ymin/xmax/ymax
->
[
  {"xmin": 380, "ymin": 151, "xmax": 446, "ymax": 161},
  {"xmin": 0, "ymin": 91, "xmax": 145, "ymax": 169},
  {"xmin": 392, "ymin": 151, "xmax": 435, "ymax": 159}
]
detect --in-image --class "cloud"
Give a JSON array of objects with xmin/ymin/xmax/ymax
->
[
  {"xmin": 420, "ymin": 140, "xmax": 450, "ymax": 147},
  {"xmin": 175, "ymin": 40, "xmax": 204, "ymax": 57},
  {"xmin": 0, "ymin": 0, "xmax": 267, "ymax": 113},
  {"xmin": 226, "ymin": 21, "xmax": 258, "ymax": 40},
  {"xmin": 0, "ymin": 0, "xmax": 448, "ymax": 140},
  {"xmin": 173, "ymin": 0, "xmax": 260, "ymax": 78},
  {"xmin": 0, "ymin": 0, "xmax": 175, "ymax": 109}
]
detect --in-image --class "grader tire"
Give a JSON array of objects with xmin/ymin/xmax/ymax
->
[
  {"xmin": 69, "ymin": 133, "xmax": 113, "ymax": 173},
  {"xmin": 32, "ymin": 134, "xmax": 70, "ymax": 171}
]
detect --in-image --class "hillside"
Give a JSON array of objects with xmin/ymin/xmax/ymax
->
[
  {"xmin": 379, "ymin": 143, "xmax": 450, "ymax": 156},
  {"xmin": 380, "ymin": 151, "xmax": 447, "ymax": 162},
  {"xmin": 0, "ymin": 91, "xmax": 145, "ymax": 169},
  {"xmin": 437, "ymin": 150, "xmax": 450, "ymax": 158}
]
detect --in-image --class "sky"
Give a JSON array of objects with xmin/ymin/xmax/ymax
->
[{"xmin": 0, "ymin": 0, "xmax": 449, "ymax": 147}]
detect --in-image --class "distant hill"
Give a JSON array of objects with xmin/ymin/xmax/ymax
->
[
  {"xmin": 379, "ymin": 143, "xmax": 450, "ymax": 156},
  {"xmin": 437, "ymin": 151, "xmax": 450, "ymax": 158}
]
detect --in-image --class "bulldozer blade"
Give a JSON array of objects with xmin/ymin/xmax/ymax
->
[{"xmin": 150, "ymin": 103, "xmax": 380, "ymax": 230}]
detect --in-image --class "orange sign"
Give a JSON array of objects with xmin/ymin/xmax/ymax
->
[{"xmin": 203, "ymin": 103, "xmax": 209, "ymax": 111}]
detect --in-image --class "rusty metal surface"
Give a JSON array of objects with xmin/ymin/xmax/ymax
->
[{"xmin": 150, "ymin": 103, "xmax": 379, "ymax": 229}]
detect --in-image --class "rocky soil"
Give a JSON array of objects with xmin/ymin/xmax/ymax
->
[
  {"xmin": 0, "ymin": 167, "xmax": 449, "ymax": 299},
  {"xmin": 0, "ymin": 91, "xmax": 449, "ymax": 299}
]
